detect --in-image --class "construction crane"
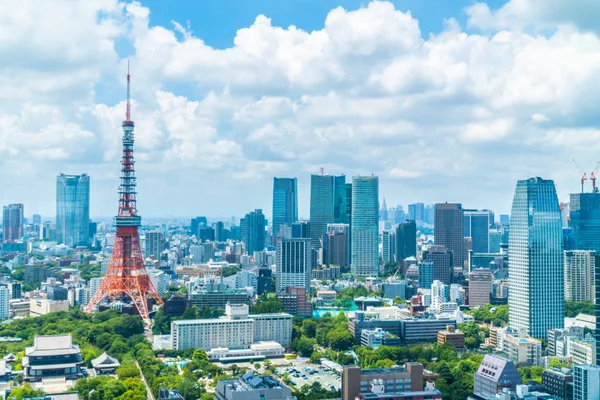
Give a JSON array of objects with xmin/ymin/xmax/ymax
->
[
  {"xmin": 591, "ymin": 162, "xmax": 600, "ymax": 193},
  {"xmin": 572, "ymin": 159, "xmax": 587, "ymax": 193}
]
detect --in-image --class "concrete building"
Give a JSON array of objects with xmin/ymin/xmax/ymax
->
[
  {"xmin": 437, "ymin": 325, "xmax": 465, "ymax": 349},
  {"xmin": 216, "ymin": 371, "xmax": 293, "ymax": 400},
  {"xmin": 567, "ymin": 335, "xmax": 596, "ymax": 365},
  {"xmin": 188, "ymin": 289, "xmax": 250, "ymax": 309},
  {"xmin": 276, "ymin": 238, "xmax": 311, "ymax": 292},
  {"xmin": 509, "ymin": 177, "xmax": 564, "ymax": 339},
  {"xmin": 564, "ymin": 250, "xmax": 596, "ymax": 302},
  {"xmin": 503, "ymin": 331, "xmax": 542, "ymax": 366},
  {"xmin": 277, "ymin": 286, "xmax": 312, "ymax": 317},
  {"xmin": 400, "ymin": 317, "xmax": 457, "ymax": 343},
  {"xmin": 351, "ymin": 175, "xmax": 379, "ymax": 276},
  {"xmin": 382, "ymin": 230, "xmax": 395, "ymax": 263},
  {"xmin": 171, "ymin": 303, "xmax": 292, "ymax": 350},
  {"xmin": 541, "ymin": 368, "xmax": 573, "ymax": 400},
  {"xmin": 29, "ymin": 298, "xmax": 69, "ymax": 317},
  {"xmin": 360, "ymin": 328, "xmax": 394, "ymax": 349},
  {"xmin": 383, "ymin": 281, "xmax": 406, "ymax": 300},
  {"xmin": 434, "ymin": 203, "xmax": 464, "ymax": 268},
  {"xmin": 469, "ymin": 268, "xmax": 493, "ymax": 308},
  {"xmin": 324, "ymin": 223, "xmax": 349, "ymax": 268},
  {"xmin": 573, "ymin": 364, "xmax": 600, "ymax": 400},
  {"xmin": 422, "ymin": 246, "xmax": 453, "ymax": 286},
  {"xmin": 473, "ymin": 355, "xmax": 522, "ymax": 398},
  {"xmin": 145, "ymin": 231, "xmax": 164, "ymax": 260},
  {"xmin": 0, "ymin": 286, "xmax": 9, "ymax": 320},
  {"xmin": 342, "ymin": 363, "xmax": 428, "ymax": 400}
]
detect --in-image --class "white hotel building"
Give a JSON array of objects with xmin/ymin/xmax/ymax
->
[{"xmin": 171, "ymin": 304, "xmax": 292, "ymax": 351}]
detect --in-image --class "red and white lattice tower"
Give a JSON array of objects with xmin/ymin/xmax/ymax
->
[{"xmin": 85, "ymin": 66, "xmax": 163, "ymax": 320}]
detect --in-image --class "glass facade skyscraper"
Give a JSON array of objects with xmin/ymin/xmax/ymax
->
[
  {"xmin": 56, "ymin": 173, "xmax": 90, "ymax": 247},
  {"xmin": 351, "ymin": 175, "xmax": 379, "ymax": 276},
  {"xmin": 272, "ymin": 177, "xmax": 298, "ymax": 238},
  {"xmin": 2, "ymin": 204, "xmax": 24, "ymax": 243},
  {"xmin": 463, "ymin": 210, "xmax": 491, "ymax": 253},
  {"xmin": 569, "ymin": 192, "xmax": 600, "ymax": 252},
  {"xmin": 309, "ymin": 174, "xmax": 346, "ymax": 249},
  {"xmin": 241, "ymin": 209, "xmax": 265, "ymax": 254},
  {"xmin": 508, "ymin": 177, "xmax": 563, "ymax": 339}
]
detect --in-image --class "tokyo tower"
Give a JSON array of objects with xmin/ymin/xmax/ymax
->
[{"xmin": 85, "ymin": 66, "xmax": 163, "ymax": 320}]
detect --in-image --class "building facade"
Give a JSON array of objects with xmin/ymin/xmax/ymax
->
[
  {"xmin": 324, "ymin": 223, "xmax": 349, "ymax": 268},
  {"xmin": 422, "ymin": 246, "xmax": 453, "ymax": 285},
  {"xmin": 509, "ymin": 177, "xmax": 564, "ymax": 339},
  {"xmin": 473, "ymin": 355, "xmax": 522, "ymax": 398},
  {"xmin": 395, "ymin": 220, "xmax": 417, "ymax": 261},
  {"xmin": 242, "ymin": 209, "xmax": 265, "ymax": 254},
  {"xmin": 569, "ymin": 192, "xmax": 600, "ymax": 252},
  {"xmin": 573, "ymin": 364, "xmax": 600, "ymax": 400},
  {"xmin": 56, "ymin": 174, "xmax": 90, "ymax": 247},
  {"xmin": 469, "ymin": 268, "xmax": 493, "ymax": 308},
  {"xmin": 145, "ymin": 231, "xmax": 164, "ymax": 260},
  {"xmin": 564, "ymin": 250, "xmax": 596, "ymax": 302},
  {"xmin": 276, "ymin": 238, "xmax": 311, "ymax": 292},
  {"xmin": 351, "ymin": 176, "xmax": 379, "ymax": 276},
  {"xmin": 463, "ymin": 209, "xmax": 491, "ymax": 253},
  {"xmin": 272, "ymin": 177, "xmax": 298, "ymax": 238},
  {"xmin": 434, "ymin": 203, "xmax": 464, "ymax": 268},
  {"xmin": 310, "ymin": 174, "xmax": 336, "ymax": 250}
]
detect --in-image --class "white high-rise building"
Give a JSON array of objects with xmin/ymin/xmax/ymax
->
[
  {"xmin": 145, "ymin": 231, "xmax": 164, "ymax": 260},
  {"xmin": 508, "ymin": 178, "xmax": 563, "ymax": 339},
  {"xmin": 148, "ymin": 268, "xmax": 168, "ymax": 297},
  {"xmin": 574, "ymin": 364, "xmax": 600, "ymax": 400},
  {"xmin": 0, "ymin": 286, "xmax": 10, "ymax": 319},
  {"xmin": 564, "ymin": 250, "xmax": 596, "ymax": 302},
  {"xmin": 351, "ymin": 176, "xmax": 379, "ymax": 276},
  {"xmin": 276, "ymin": 238, "xmax": 311, "ymax": 292},
  {"xmin": 431, "ymin": 280, "xmax": 448, "ymax": 310}
]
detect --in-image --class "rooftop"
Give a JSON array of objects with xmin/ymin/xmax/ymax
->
[
  {"xmin": 221, "ymin": 372, "xmax": 287, "ymax": 392},
  {"xmin": 362, "ymin": 367, "xmax": 408, "ymax": 375}
]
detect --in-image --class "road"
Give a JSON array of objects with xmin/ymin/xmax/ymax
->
[{"xmin": 135, "ymin": 359, "xmax": 155, "ymax": 400}]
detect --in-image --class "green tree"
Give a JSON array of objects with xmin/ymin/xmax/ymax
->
[
  {"xmin": 326, "ymin": 329, "xmax": 354, "ymax": 351},
  {"xmin": 7, "ymin": 385, "xmax": 44, "ymax": 400},
  {"xmin": 116, "ymin": 361, "xmax": 140, "ymax": 379},
  {"xmin": 292, "ymin": 336, "xmax": 316, "ymax": 357},
  {"xmin": 302, "ymin": 319, "xmax": 318, "ymax": 338}
]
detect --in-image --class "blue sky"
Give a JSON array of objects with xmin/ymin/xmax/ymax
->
[{"xmin": 2, "ymin": 0, "xmax": 600, "ymax": 219}]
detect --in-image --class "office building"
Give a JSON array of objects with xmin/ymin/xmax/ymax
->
[
  {"xmin": 383, "ymin": 281, "xmax": 406, "ymax": 300},
  {"xmin": 437, "ymin": 325, "xmax": 465, "ymax": 349},
  {"xmin": 382, "ymin": 230, "xmax": 395, "ymax": 263},
  {"xmin": 310, "ymin": 174, "xmax": 336, "ymax": 249},
  {"xmin": 573, "ymin": 364, "xmax": 600, "ymax": 400},
  {"xmin": 463, "ymin": 209, "xmax": 491, "ymax": 253},
  {"xmin": 2, "ymin": 204, "xmax": 23, "ymax": 243},
  {"xmin": 564, "ymin": 250, "xmax": 596, "ymax": 302},
  {"xmin": 22, "ymin": 335, "xmax": 84, "ymax": 382},
  {"xmin": 334, "ymin": 175, "xmax": 349, "ymax": 223},
  {"xmin": 418, "ymin": 262, "xmax": 434, "ymax": 289},
  {"xmin": 188, "ymin": 289, "xmax": 250, "ymax": 310},
  {"xmin": 469, "ymin": 269, "xmax": 494, "ymax": 308},
  {"xmin": 542, "ymin": 368, "xmax": 573, "ymax": 400},
  {"xmin": 569, "ymin": 192, "xmax": 600, "ymax": 252},
  {"xmin": 408, "ymin": 203, "xmax": 425, "ymax": 222},
  {"xmin": 216, "ymin": 372, "xmax": 293, "ymax": 400},
  {"xmin": 395, "ymin": 220, "xmax": 417, "ymax": 261},
  {"xmin": 29, "ymin": 299, "xmax": 69, "ymax": 317},
  {"xmin": 509, "ymin": 177, "xmax": 563, "ymax": 339},
  {"xmin": 191, "ymin": 216, "xmax": 208, "ymax": 237},
  {"xmin": 276, "ymin": 238, "xmax": 311, "ymax": 292},
  {"xmin": 351, "ymin": 175, "xmax": 379, "ymax": 276},
  {"xmin": 0, "ymin": 286, "xmax": 9, "ymax": 320},
  {"xmin": 291, "ymin": 221, "xmax": 310, "ymax": 239},
  {"xmin": 548, "ymin": 327, "xmax": 584, "ymax": 357},
  {"xmin": 241, "ymin": 209, "xmax": 265, "ymax": 254},
  {"xmin": 400, "ymin": 317, "xmax": 456, "ymax": 342},
  {"xmin": 473, "ymin": 355, "xmax": 522, "ymax": 398},
  {"xmin": 145, "ymin": 231, "xmax": 164, "ymax": 260},
  {"xmin": 394, "ymin": 206, "xmax": 405, "ymax": 224},
  {"xmin": 8, "ymin": 282, "xmax": 21, "ymax": 300},
  {"xmin": 171, "ymin": 303, "xmax": 292, "ymax": 350},
  {"xmin": 324, "ymin": 223, "xmax": 349, "ymax": 268},
  {"xmin": 277, "ymin": 287, "xmax": 312, "ymax": 317},
  {"xmin": 272, "ymin": 177, "xmax": 298, "ymax": 238},
  {"xmin": 56, "ymin": 173, "xmax": 90, "ymax": 247},
  {"xmin": 434, "ymin": 203, "xmax": 464, "ymax": 268},
  {"xmin": 422, "ymin": 246, "xmax": 453, "ymax": 285}
]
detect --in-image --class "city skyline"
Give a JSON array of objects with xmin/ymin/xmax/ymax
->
[{"xmin": 1, "ymin": 0, "xmax": 599, "ymax": 218}]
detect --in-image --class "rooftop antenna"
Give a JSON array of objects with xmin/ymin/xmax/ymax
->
[{"xmin": 126, "ymin": 60, "xmax": 131, "ymax": 122}]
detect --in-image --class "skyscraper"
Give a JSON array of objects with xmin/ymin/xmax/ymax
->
[
  {"xmin": 422, "ymin": 245, "xmax": 453, "ymax": 285},
  {"xmin": 324, "ymin": 224, "xmax": 349, "ymax": 268},
  {"xmin": 379, "ymin": 198, "xmax": 388, "ymax": 222},
  {"xmin": 276, "ymin": 238, "xmax": 311, "ymax": 292},
  {"xmin": 569, "ymin": 192, "xmax": 600, "ymax": 252},
  {"xmin": 435, "ymin": 203, "xmax": 464, "ymax": 268},
  {"xmin": 469, "ymin": 269, "xmax": 493, "ymax": 308},
  {"xmin": 564, "ymin": 250, "xmax": 595, "ymax": 303},
  {"xmin": 310, "ymin": 174, "xmax": 335, "ymax": 250},
  {"xmin": 334, "ymin": 175, "xmax": 348, "ymax": 223},
  {"xmin": 408, "ymin": 203, "xmax": 425, "ymax": 222},
  {"xmin": 351, "ymin": 175, "xmax": 379, "ymax": 276},
  {"xmin": 2, "ymin": 204, "xmax": 24, "ymax": 243},
  {"xmin": 382, "ymin": 230, "xmax": 395, "ymax": 263},
  {"xmin": 395, "ymin": 220, "xmax": 417, "ymax": 261},
  {"xmin": 145, "ymin": 231, "xmax": 164, "ymax": 260},
  {"xmin": 509, "ymin": 177, "xmax": 563, "ymax": 339},
  {"xmin": 56, "ymin": 174, "xmax": 90, "ymax": 247},
  {"xmin": 272, "ymin": 177, "xmax": 298, "ymax": 238},
  {"xmin": 463, "ymin": 209, "xmax": 491, "ymax": 253},
  {"xmin": 242, "ymin": 209, "xmax": 266, "ymax": 254}
]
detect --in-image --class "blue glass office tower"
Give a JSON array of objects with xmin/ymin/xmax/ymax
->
[
  {"xmin": 508, "ymin": 177, "xmax": 563, "ymax": 339},
  {"xmin": 464, "ymin": 210, "xmax": 491, "ymax": 253},
  {"xmin": 351, "ymin": 176, "xmax": 379, "ymax": 276},
  {"xmin": 242, "ymin": 209, "xmax": 266, "ymax": 254},
  {"xmin": 310, "ymin": 174, "xmax": 347, "ymax": 250},
  {"xmin": 272, "ymin": 178, "xmax": 298, "ymax": 238},
  {"xmin": 56, "ymin": 173, "xmax": 90, "ymax": 247},
  {"xmin": 569, "ymin": 192, "xmax": 600, "ymax": 252}
]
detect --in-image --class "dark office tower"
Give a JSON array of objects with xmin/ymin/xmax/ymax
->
[
  {"xmin": 243, "ymin": 209, "xmax": 266, "ymax": 254},
  {"xmin": 408, "ymin": 203, "xmax": 425, "ymax": 222},
  {"xmin": 422, "ymin": 245, "xmax": 453, "ymax": 285},
  {"xmin": 435, "ymin": 203, "xmax": 464, "ymax": 268},
  {"xmin": 56, "ymin": 174, "xmax": 90, "ymax": 248},
  {"xmin": 563, "ymin": 228, "xmax": 576, "ymax": 251},
  {"xmin": 351, "ymin": 176, "xmax": 379, "ymax": 276},
  {"xmin": 395, "ymin": 220, "xmax": 417, "ymax": 261},
  {"xmin": 276, "ymin": 238, "xmax": 311, "ymax": 292},
  {"xmin": 334, "ymin": 175, "xmax": 348, "ymax": 223},
  {"xmin": 2, "ymin": 204, "xmax": 24, "ymax": 243},
  {"xmin": 214, "ymin": 221, "xmax": 224, "ymax": 242},
  {"xmin": 509, "ymin": 177, "xmax": 563, "ymax": 339},
  {"xmin": 325, "ymin": 224, "xmax": 349, "ymax": 268},
  {"xmin": 569, "ymin": 192, "xmax": 600, "ymax": 252},
  {"xmin": 463, "ymin": 210, "xmax": 491, "ymax": 253},
  {"xmin": 272, "ymin": 177, "xmax": 298, "ymax": 238},
  {"xmin": 310, "ymin": 174, "xmax": 335, "ymax": 249},
  {"xmin": 292, "ymin": 221, "xmax": 310, "ymax": 239},
  {"xmin": 199, "ymin": 227, "xmax": 215, "ymax": 242},
  {"xmin": 190, "ymin": 216, "xmax": 207, "ymax": 237}
]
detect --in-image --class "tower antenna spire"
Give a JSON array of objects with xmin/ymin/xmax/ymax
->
[{"xmin": 126, "ymin": 60, "xmax": 131, "ymax": 122}]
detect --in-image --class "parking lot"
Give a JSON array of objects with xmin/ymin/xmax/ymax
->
[{"xmin": 276, "ymin": 363, "xmax": 342, "ymax": 392}]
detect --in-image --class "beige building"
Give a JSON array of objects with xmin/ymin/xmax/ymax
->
[
  {"xmin": 468, "ymin": 269, "xmax": 493, "ymax": 308},
  {"xmin": 564, "ymin": 250, "xmax": 595, "ymax": 302},
  {"xmin": 29, "ymin": 299, "xmax": 69, "ymax": 317}
]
